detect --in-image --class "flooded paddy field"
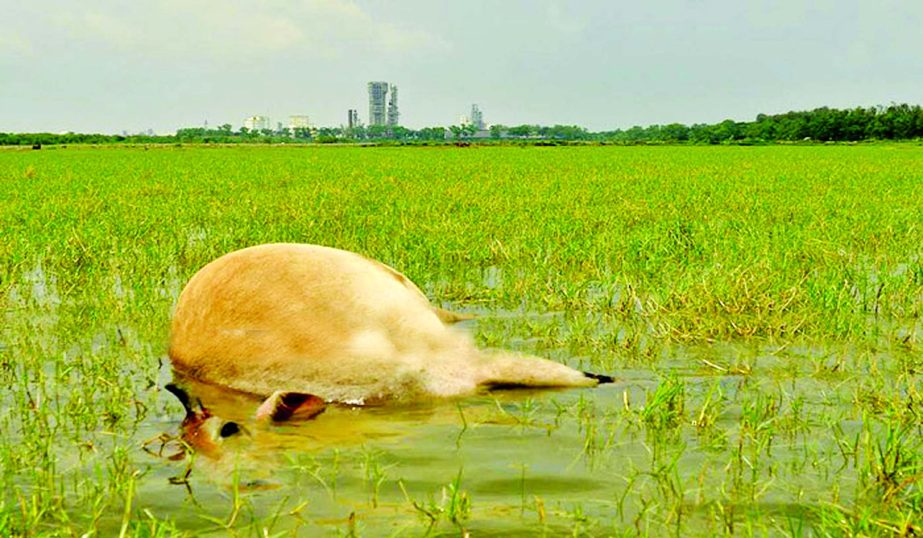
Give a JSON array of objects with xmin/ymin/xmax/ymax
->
[{"xmin": 1, "ymin": 145, "xmax": 921, "ymax": 535}]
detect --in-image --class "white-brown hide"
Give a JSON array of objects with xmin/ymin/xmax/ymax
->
[{"xmin": 169, "ymin": 243, "xmax": 595, "ymax": 403}]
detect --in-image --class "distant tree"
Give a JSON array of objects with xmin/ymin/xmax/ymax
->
[
  {"xmin": 507, "ymin": 124, "xmax": 537, "ymax": 138},
  {"xmin": 558, "ymin": 125, "xmax": 590, "ymax": 140},
  {"xmin": 175, "ymin": 127, "xmax": 205, "ymax": 141},
  {"xmin": 346, "ymin": 125, "xmax": 367, "ymax": 140},
  {"xmin": 418, "ymin": 126, "xmax": 446, "ymax": 141},
  {"xmin": 881, "ymin": 103, "xmax": 917, "ymax": 139},
  {"xmin": 367, "ymin": 125, "xmax": 387, "ymax": 139},
  {"xmin": 844, "ymin": 107, "xmax": 874, "ymax": 140},
  {"xmin": 292, "ymin": 127, "xmax": 312, "ymax": 140},
  {"xmin": 391, "ymin": 125, "xmax": 411, "ymax": 140},
  {"xmin": 744, "ymin": 115, "xmax": 774, "ymax": 141},
  {"xmin": 316, "ymin": 127, "xmax": 340, "ymax": 139},
  {"xmin": 687, "ymin": 124, "xmax": 712, "ymax": 144},
  {"xmin": 775, "ymin": 114, "xmax": 807, "ymax": 141},
  {"xmin": 712, "ymin": 119, "xmax": 741, "ymax": 142},
  {"xmin": 661, "ymin": 123, "xmax": 689, "ymax": 142},
  {"xmin": 623, "ymin": 126, "xmax": 648, "ymax": 142}
]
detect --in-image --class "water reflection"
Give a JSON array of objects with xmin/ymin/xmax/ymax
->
[{"xmin": 151, "ymin": 371, "xmax": 590, "ymax": 473}]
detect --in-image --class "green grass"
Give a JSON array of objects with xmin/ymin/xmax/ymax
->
[{"xmin": 1, "ymin": 144, "xmax": 921, "ymax": 535}]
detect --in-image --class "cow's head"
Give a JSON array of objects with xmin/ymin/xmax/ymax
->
[{"xmin": 164, "ymin": 383, "xmax": 326, "ymax": 460}]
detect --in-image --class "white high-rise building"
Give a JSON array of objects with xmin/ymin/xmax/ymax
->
[
  {"xmin": 368, "ymin": 82, "xmax": 400, "ymax": 127},
  {"xmin": 368, "ymin": 82, "xmax": 389, "ymax": 126}
]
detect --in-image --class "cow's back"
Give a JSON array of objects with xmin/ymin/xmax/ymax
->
[{"xmin": 169, "ymin": 243, "xmax": 462, "ymax": 400}]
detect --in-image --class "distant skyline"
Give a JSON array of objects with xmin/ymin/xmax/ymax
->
[{"xmin": 2, "ymin": 1, "xmax": 922, "ymax": 134}]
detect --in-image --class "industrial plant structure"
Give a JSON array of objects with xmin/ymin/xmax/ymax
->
[
  {"xmin": 470, "ymin": 104, "xmax": 484, "ymax": 129},
  {"xmin": 288, "ymin": 115, "xmax": 311, "ymax": 131},
  {"xmin": 243, "ymin": 115, "xmax": 270, "ymax": 131},
  {"xmin": 368, "ymin": 82, "xmax": 399, "ymax": 127},
  {"xmin": 387, "ymin": 86, "xmax": 399, "ymax": 126}
]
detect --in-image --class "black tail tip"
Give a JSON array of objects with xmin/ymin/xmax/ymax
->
[{"xmin": 583, "ymin": 372, "xmax": 615, "ymax": 384}]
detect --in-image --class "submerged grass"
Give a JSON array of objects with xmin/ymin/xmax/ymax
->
[{"xmin": 1, "ymin": 144, "xmax": 921, "ymax": 535}]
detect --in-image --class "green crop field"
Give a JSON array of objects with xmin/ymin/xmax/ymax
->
[{"xmin": 1, "ymin": 144, "xmax": 921, "ymax": 536}]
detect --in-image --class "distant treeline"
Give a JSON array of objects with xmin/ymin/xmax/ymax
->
[
  {"xmin": 601, "ymin": 103, "xmax": 923, "ymax": 144},
  {"xmin": 3, "ymin": 103, "xmax": 923, "ymax": 146},
  {"xmin": 0, "ymin": 132, "xmax": 173, "ymax": 146}
]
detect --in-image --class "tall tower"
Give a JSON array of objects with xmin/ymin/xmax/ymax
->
[
  {"xmin": 470, "ymin": 104, "xmax": 484, "ymax": 130},
  {"xmin": 368, "ymin": 82, "xmax": 389, "ymax": 126},
  {"xmin": 387, "ymin": 84, "xmax": 399, "ymax": 126},
  {"xmin": 348, "ymin": 109, "xmax": 359, "ymax": 129}
]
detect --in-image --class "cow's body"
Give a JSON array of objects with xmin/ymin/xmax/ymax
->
[{"xmin": 169, "ymin": 243, "xmax": 600, "ymax": 404}]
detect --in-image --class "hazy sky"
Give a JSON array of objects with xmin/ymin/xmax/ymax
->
[{"xmin": 2, "ymin": 1, "xmax": 922, "ymax": 133}]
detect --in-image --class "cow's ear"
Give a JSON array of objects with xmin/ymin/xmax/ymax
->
[{"xmin": 256, "ymin": 391, "xmax": 326, "ymax": 422}]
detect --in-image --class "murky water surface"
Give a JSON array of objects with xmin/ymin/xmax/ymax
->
[
  {"xmin": 2, "ymin": 266, "xmax": 917, "ymax": 535},
  {"xmin": 121, "ymin": 348, "xmax": 889, "ymax": 536}
]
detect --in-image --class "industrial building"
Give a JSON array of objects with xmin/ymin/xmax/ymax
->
[
  {"xmin": 288, "ymin": 115, "xmax": 311, "ymax": 131},
  {"xmin": 470, "ymin": 104, "xmax": 484, "ymax": 129},
  {"xmin": 368, "ymin": 82, "xmax": 388, "ymax": 126},
  {"xmin": 243, "ymin": 115, "xmax": 270, "ymax": 131},
  {"xmin": 368, "ymin": 82, "xmax": 399, "ymax": 127},
  {"xmin": 348, "ymin": 109, "xmax": 360, "ymax": 129},
  {"xmin": 387, "ymin": 86, "xmax": 399, "ymax": 126}
]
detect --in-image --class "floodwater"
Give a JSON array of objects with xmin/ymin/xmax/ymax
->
[
  {"xmin": 4, "ymin": 266, "xmax": 917, "ymax": 535},
  {"xmin": 138, "ymin": 368, "xmax": 654, "ymax": 535},
  {"xmin": 126, "ymin": 347, "xmax": 881, "ymax": 536}
]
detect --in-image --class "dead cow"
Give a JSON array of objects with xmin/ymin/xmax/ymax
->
[{"xmin": 169, "ymin": 243, "xmax": 612, "ymax": 411}]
